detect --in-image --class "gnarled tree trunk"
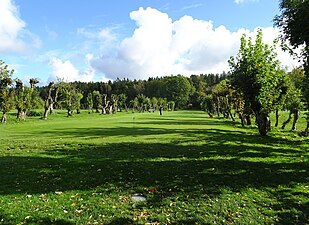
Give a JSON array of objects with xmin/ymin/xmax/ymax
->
[
  {"xmin": 1, "ymin": 112, "xmax": 7, "ymax": 123},
  {"xmin": 275, "ymin": 110, "xmax": 279, "ymax": 127},
  {"xmin": 256, "ymin": 112, "xmax": 271, "ymax": 136},
  {"xmin": 245, "ymin": 115, "xmax": 252, "ymax": 126},
  {"xmin": 291, "ymin": 109, "xmax": 300, "ymax": 131}
]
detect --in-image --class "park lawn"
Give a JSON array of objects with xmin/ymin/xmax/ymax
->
[{"xmin": 0, "ymin": 110, "xmax": 308, "ymax": 224}]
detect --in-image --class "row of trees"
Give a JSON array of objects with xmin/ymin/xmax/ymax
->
[
  {"xmin": 200, "ymin": 0, "xmax": 309, "ymax": 136},
  {"xmin": 0, "ymin": 64, "xmax": 45, "ymax": 123},
  {"xmin": 0, "ymin": 48, "xmax": 306, "ymax": 136},
  {"xmin": 0, "ymin": 65, "xmax": 228, "ymax": 122},
  {"xmin": 1, "ymin": 0, "xmax": 308, "ymax": 136},
  {"xmin": 274, "ymin": 0, "xmax": 309, "ymax": 135}
]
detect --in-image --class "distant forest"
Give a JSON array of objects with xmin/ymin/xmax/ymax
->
[{"xmin": 38, "ymin": 72, "xmax": 230, "ymax": 111}]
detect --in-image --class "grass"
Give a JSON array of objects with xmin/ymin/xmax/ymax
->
[{"xmin": 0, "ymin": 110, "xmax": 308, "ymax": 224}]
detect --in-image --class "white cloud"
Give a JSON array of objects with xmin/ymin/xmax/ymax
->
[
  {"xmin": 182, "ymin": 3, "xmax": 204, "ymax": 11},
  {"xmin": 91, "ymin": 7, "xmax": 299, "ymax": 80},
  {"xmin": 234, "ymin": 0, "xmax": 259, "ymax": 4},
  {"xmin": 76, "ymin": 27, "xmax": 118, "ymax": 55},
  {"xmin": 0, "ymin": 0, "xmax": 41, "ymax": 54},
  {"xmin": 49, "ymin": 56, "xmax": 95, "ymax": 82},
  {"xmin": 77, "ymin": 27, "xmax": 116, "ymax": 43}
]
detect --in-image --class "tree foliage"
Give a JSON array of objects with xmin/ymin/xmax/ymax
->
[
  {"xmin": 275, "ymin": 0, "xmax": 309, "ymax": 133},
  {"xmin": 229, "ymin": 29, "xmax": 288, "ymax": 135},
  {"xmin": 0, "ymin": 61, "xmax": 14, "ymax": 123},
  {"xmin": 274, "ymin": 0, "xmax": 309, "ymax": 50},
  {"xmin": 164, "ymin": 75, "xmax": 194, "ymax": 109}
]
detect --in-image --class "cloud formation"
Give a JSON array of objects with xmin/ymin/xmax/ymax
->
[
  {"xmin": 0, "ymin": 0, "xmax": 41, "ymax": 54},
  {"xmin": 91, "ymin": 7, "xmax": 298, "ymax": 81},
  {"xmin": 49, "ymin": 56, "xmax": 95, "ymax": 82}
]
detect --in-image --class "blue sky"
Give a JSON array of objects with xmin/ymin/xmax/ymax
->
[{"xmin": 0, "ymin": 0, "xmax": 299, "ymax": 85}]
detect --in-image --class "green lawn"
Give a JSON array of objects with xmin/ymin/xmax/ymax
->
[{"xmin": 0, "ymin": 110, "xmax": 308, "ymax": 224}]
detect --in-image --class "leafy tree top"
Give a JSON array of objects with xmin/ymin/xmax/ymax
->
[
  {"xmin": 274, "ymin": 0, "xmax": 309, "ymax": 49},
  {"xmin": 229, "ymin": 29, "xmax": 287, "ymax": 114}
]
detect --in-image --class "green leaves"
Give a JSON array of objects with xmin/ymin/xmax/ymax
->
[
  {"xmin": 0, "ymin": 60, "xmax": 14, "ymax": 122},
  {"xmin": 229, "ymin": 29, "xmax": 288, "ymax": 135}
]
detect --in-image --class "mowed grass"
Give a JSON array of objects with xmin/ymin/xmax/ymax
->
[{"xmin": 0, "ymin": 110, "xmax": 308, "ymax": 225}]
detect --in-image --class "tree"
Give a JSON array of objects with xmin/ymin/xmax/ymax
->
[
  {"xmin": 86, "ymin": 92, "xmax": 93, "ymax": 113},
  {"xmin": 92, "ymin": 90, "xmax": 102, "ymax": 113},
  {"xmin": 58, "ymin": 82, "xmax": 83, "ymax": 117},
  {"xmin": 168, "ymin": 101, "xmax": 175, "ymax": 111},
  {"xmin": 130, "ymin": 97, "xmax": 139, "ymax": 113},
  {"xmin": 189, "ymin": 75, "xmax": 207, "ymax": 109},
  {"xmin": 101, "ymin": 94, "xmax": 110, "ymax": 114},
  {"xmin": 212, "ymin": 79, "xmax": 235, "ymax": 121},
  {"xmin": 201, "ymin": 94, "xmax": 215, "ymax": 118},
  {"xmin": 274, "ymin": 0, "xmax": 309, "ymax": 134},
  {"xmin": 281, "ymin": 67, "xmax": 304, "ymax": 130},
  {"xmin": 229, "ymin": 29, "xmax": 288, "ymax": 135},
  {"xmin": 14, "ymin": 79, "xmax": 26, "ymax": 120},
  {"xmin": 0, "ymin": 61, "xmax": 14, "ymax": 123},
  {"xmin": 274, "ymin": 0, "xmax": 309, "ymax": 50},
  {"xmin": 42, "ymin": 82, "xmax": 61, "ymax": 119},
  {"xmin": 157, "ymin": 97, "xmax": 167, "ymax": 110},
  {"xmin": 164, "ymin": 75, "xmax": 194, "ymax": 109},
  {"xmin": 231, "ymin": 89, "xmax": 248, "ymax": 126},
  {"xmin": 13, "ymin": 78, "xmax": 39, "ymax": 120},
  {"xmin": 118, "ymin": 93, "xmax": 128, "ymax": 112},
  {"xmin": 29, "ymin": 78, "xmax": 41, "ymax": 111},
  {"xmin": 136, "ymin": 94, "xmax": 148, "ymax": 112},
  {"xmin": 150, "ymin": 97, "xmax": 158, "ymax": 111},
  {"xmin": 109, "ymin": 94, "xmax": 118, "ymax": 114}
]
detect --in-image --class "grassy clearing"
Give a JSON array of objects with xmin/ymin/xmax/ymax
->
[{"xmin": 0, "ymin": 110, "xmax": 308, "ymax": 224}]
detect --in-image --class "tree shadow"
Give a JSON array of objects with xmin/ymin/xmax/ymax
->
[
  {"xmin": 106, "ymin": 217, "xmax": 134, "ymax": 225},
  {"xmin": 0, "ymin": 212, "xmax": 74, "ymax": 225},
  {"xmin": 1, "ymin": 119, "xmax": 308, "ymax": 224}
]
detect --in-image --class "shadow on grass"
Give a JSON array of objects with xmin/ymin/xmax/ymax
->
[
  {"xmin": 1, "ymin": 119, "xmax": 308, "ymax": 224},
  {"xmin": 0, "ymin": 212, "xmax": 74, "ymax": 225}
]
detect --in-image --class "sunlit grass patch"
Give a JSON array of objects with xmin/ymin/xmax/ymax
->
[{"xmin": 0, "ymin": 110, "xmax": 308, "ymax": 224}]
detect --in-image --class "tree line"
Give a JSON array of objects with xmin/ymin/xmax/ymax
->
[
  {"xmin": 0, "ymin": 66, "xmax": 228, "ymax": 121},
  {"xmin": 1, "ymin": 0, "xmax": 308, "ymax": 136}
]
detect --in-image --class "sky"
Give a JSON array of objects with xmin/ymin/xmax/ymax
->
[{"xmin": 0, "ymin": 0, "xmax": 301, "ymax": 85}]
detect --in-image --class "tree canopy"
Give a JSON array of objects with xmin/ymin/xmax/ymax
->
[
  {"xmin": 229, "ymin": 29, "xmax": 288, "ymax": 135},
  {"xmin": 274, "ymin": 0, "xmax": 309, "ymax": 134}
]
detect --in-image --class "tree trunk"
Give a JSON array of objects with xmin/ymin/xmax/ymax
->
[
  {"xmin": 256, "ymin": 113, "xmax": 271, "ymax": 136},
  {"xmin": 282, "ymin": 111, "xmax": 292, "ymax": 129},
  {"xmin": 67, "ymin": 109, "xmax": 72, "ymax": 117},
  {"xmin": 108, "ymin": 105, "xmax": 113, "ymax": 114},
  {"xmin": 102, "ymin": 107, "xmax": 106, "ymax": 114},
  {"xmin": 275, "ymin": 110, "xmax": 279, "ymax": 127},
  {"xmin": 113, "ymin": 104, "xmax": 117, "ymax": 114},
  {"xmin": 216, "ymin": 97, "xmax": 220, "ymax": 117},
  {"xmin": 229, "ymin": 110, "xmax": 235, "ymax": 122},
  {"xmin": 49, "ymin": 103, "xmax": 54, "ymax": 114},
  {"xmin": 245, "ymin": 115, "xmax": 252, "ymax": 125},
  {"xmin": 291, "ymin": 109, "xmax": 300, "ymax": 131},
  {"xmin": 20, "ymin": 111, "xmax": 26, "ymax": 121},
  {"xmin": 1, "ymin": 112, "xmax": 7, "ymax": 123},
  {"xmin": 43, "ymin": 107, "xmax": 49, "ymax": 119},
  {"xmin": 240, "ymin": 115, "xmax": 245, "ymax": 127},
  {"xmin": 17, "ymin": 108, "xmax": 22, "ymax": 119}
]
